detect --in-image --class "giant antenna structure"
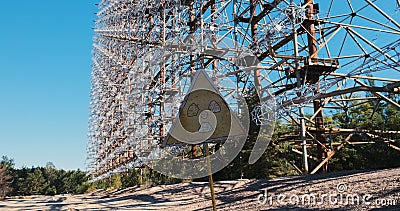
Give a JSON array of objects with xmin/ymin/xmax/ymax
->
[{"xmin": 87, "ymin": 0, "xmax": 400, "ymax": 180}]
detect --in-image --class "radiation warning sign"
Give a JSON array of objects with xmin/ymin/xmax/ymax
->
[{"xmin": 164, "ymin": 70, "xmax": 245, "ymax": 145}]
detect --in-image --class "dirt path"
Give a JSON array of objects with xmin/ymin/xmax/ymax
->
[{"xmin": 1, "ymin": 168, "xmax": 400, "ymax": 210}]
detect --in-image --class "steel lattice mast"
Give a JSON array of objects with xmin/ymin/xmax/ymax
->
[{"xmin": 87, "ymin": 0, "xmax": 400, "ymax": 179}]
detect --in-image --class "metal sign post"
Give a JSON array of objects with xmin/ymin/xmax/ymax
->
[{"xmin": 205, "ymin": 144, "xmax": 217, "ymax": 211}]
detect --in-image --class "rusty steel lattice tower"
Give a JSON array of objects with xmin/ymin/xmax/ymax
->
[{"xmin": 87, "ymin": 0, "xmax": 400, "ymax": 180}]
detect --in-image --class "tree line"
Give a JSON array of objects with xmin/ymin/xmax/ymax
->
[
  {"xmin": 0, "ymin": 158, "xmax": 89, "ymax": 199},
  {"xmin": 0, "ymin": 157, "xmax": 181, "ymax": 199}
]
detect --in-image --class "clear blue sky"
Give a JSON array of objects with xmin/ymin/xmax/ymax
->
[{"xmin": 0, "ymin": 0, "xmax": 97, "ymax": 170}]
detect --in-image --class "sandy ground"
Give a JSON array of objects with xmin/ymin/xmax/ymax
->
[{"xmin": 1, "ymin": 168, "xmax": 400, "ymax": 210}]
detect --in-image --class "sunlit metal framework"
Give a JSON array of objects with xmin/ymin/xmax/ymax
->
[{"xmin": 87, "ymin": 0, "xmax": 400, "ymax": 179}]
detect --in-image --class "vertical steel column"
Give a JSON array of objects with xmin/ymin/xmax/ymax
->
[
  {"xmin": 292, "ymin": 0, "xmax": 308, "ymax": 173},
  {"xmin": 159, "ymin": 11, "xmax": 166, "ymax": 140},
  {"xmin": 250, "ymin": 0, "xmax": 261, "ymax": 90},
  {"xmin": 304, "ymin": 0, "xmax": 327, "ymax": 172},
  {"xmin": 189, "ymin": 2, "xmax": 198, "ymax": 158}
]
